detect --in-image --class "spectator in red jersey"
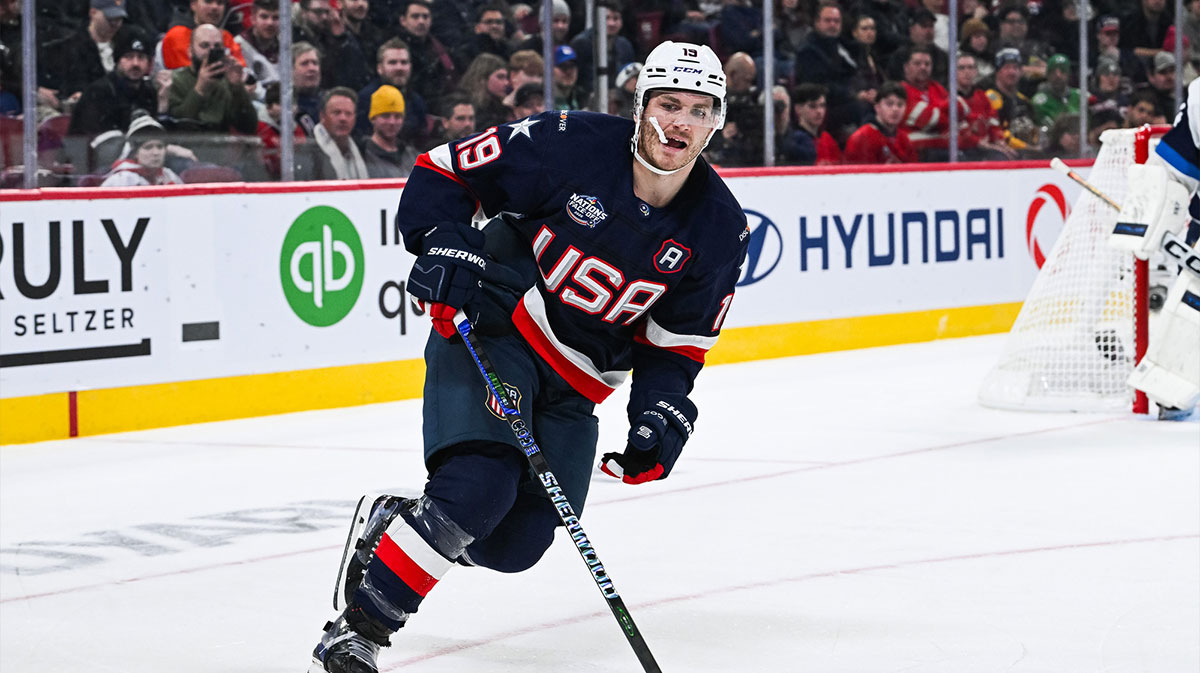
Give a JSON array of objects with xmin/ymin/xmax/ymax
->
[
  {"xmin": 955, "ymin": 52, "xmax": 1016, "ymax": 159},
  {"xmin": 160, "ymin": 0, "xmax": 247, "ymax": 71},
  {"xmin": 899, "ymin": 45, "xmax": 967, "ymax": 161},
  {"xmin": 844, "ymin": 81, "xmax": 917, "ymax": 164},
  {"xmin": 779, "ymin": 83, "xmax": 843, "ymax": 166}
]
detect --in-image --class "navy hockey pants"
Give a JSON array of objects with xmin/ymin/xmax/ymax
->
[{"xmin": 421, "ymin": 328, "xmax": 600, "ymax": 569}]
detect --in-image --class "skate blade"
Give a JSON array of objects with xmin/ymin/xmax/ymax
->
[{"xmin": 332, "ymin": 494, "xmax": 373, "ymax": 611}]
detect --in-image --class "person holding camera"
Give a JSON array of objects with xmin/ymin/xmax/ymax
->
[{"xmin": 167, "ymin": 24, "xmax": 258, "ymax": 134}]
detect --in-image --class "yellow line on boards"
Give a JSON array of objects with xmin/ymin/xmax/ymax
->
[{"xmin": 0, "ymin": 303, "xmax": 1021, "ymax": 444}]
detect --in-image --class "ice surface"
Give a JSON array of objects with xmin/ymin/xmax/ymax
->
[{"xmin": 2, "ymin": 334, "xmax": 1197, "ymax": 672}]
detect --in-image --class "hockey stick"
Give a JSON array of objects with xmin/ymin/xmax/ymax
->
[
  {"xmin": 1050, "ymin": 157, "xmax": 1123, "ymax": 210},
  {"xmin": 452, "ymin": 313, "xmax": 663, "ymax": 673},
  {"xmin": 1050, "ymin": 157, "xmax": 1200, "ymax": 280}
]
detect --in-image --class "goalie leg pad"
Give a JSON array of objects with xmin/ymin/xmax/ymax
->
[
  {"xmin": 1111, "ymin": 164, "xmax": 1192, "ymax": 261},
  {"xmin": 1128, "ymin": 272, "xmax": 1200, "ymax": 411}
]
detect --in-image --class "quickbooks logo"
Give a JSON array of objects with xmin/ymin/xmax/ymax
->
[{"xmin": 280, "ymin": 206, "xmax": 364, "ymax": 326}]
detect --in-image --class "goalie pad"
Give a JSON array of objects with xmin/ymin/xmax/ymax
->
[
  {"xmin": 1111, "ymin": 164, "xmax": 1192, "ymax": 261},
  {"xmin": 1128, "ymin": 271, "xmax": 1200, "ymax": 411}
]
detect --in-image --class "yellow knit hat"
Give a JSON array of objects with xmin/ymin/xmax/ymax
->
[{"xmin": 369, "ymin": 85, "xmax": 406, "ymax": 119}]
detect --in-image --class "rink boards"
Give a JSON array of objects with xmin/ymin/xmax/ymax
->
[{"xmin": 0, "ymin": 161, "xmax": 1088, "ymax": 443}]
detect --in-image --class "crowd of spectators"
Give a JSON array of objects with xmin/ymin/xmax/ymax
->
[{"xmin": 0, "ymin": 0, "xmax": 1196, "ymax": 185}]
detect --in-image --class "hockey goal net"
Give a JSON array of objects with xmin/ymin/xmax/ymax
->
[{"xmin": 978, "ymin": 125, "xmax": 1170, "ymax": 413}]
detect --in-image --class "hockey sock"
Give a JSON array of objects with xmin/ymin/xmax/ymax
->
[{"xmin": 354, "ymin": 496, "xmax": 474, "ymax": 631}]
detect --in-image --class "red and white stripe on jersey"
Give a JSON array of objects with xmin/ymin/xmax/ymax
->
[
  {"xmin": 512, "ymin": 287, "xmax": 628, "ymax": 403},
  {"xmin": 374, "ymin": 516, "xmax": 454, "ymax": 597},
  {"xmin": 415, "ymin": 144, "xmax": 467, "ymax": 188},
  {"xmin": 634, "ymin": 315, "xmax": 717, "ymax": 363},
  {"xmin": 905, "ymin": 100, "xmax": 940, "ymax": 133}
]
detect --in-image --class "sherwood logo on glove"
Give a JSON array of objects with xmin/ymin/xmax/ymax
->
[
  {"xmin": 280, "ymin": 206, "xmax": 365, "ymax": 327},
  {"xmin": 426, "ymin": 247, "xmax": 487, "ymax": 271},
  {"xmin": 655, "ymin": 400, "xmax": 693, "ymax": 436}
]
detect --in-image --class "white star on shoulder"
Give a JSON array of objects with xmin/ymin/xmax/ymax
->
[{"xmin": 506, "ymin": 117, "xmax": 541, "ymax": 141}]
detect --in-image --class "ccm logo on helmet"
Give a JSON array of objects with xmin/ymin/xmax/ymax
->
[{"xmin": 674, "ymin": 67, "xmax": 703, "ymax": 73}]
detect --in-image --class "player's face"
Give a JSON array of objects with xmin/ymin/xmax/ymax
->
[{"xmin": 638, "ymin": 91, "xmax": 715, "ymax": 172}]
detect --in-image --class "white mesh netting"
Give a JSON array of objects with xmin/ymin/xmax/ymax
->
[{"xmin": 979, "ymin": 129, "xmax": 1148, "ymax": 412}]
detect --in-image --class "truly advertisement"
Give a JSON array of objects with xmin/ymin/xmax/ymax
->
[
  {"xmin": 721, "ymin": 166, "xmax": 1083, "ymax": 327},
  {"xmin": 0, "ymin": 189, "xmax": 431, "ymax": 399},
  {"xmin": 0, "ymin": 209, "xmax": 165, "ymax": 380}
]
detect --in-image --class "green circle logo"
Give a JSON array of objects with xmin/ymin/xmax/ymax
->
[{"xmin": 280, "ymin": 206, "xmax": 365, "ymax": 326}]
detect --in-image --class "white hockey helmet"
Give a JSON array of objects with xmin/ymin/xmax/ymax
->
[
  {"xmin": 634, "ymin": 41, "xmax": 727, "ymax": 130},
  {"xmin": 630, "ymin": 41, "xmax": 726, "ymax": 175}
]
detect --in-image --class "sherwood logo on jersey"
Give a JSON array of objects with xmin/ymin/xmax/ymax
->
[
  {"xmin": 280, "ymin": 206, "xmax": 365, "ymax": 327},
  {"xmin": 566, "ymin": 193, "xmax": 609, "ymax": 228}
]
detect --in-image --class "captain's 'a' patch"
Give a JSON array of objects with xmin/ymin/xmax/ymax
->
[
  {"xmin": 484, "ymin": 383, "xmax": 523, "ymax": 419},
  {"xmin": 654, "ymin": 239, "xmax": 692, "ymax": 274}
]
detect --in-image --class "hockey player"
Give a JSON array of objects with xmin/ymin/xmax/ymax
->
[
  {"xmin": 309, "ymin": 41, "xmax": 748, "ymax": 672},
  {"xmin": 1109, "ymin": 78, "xmax": 1200, "ymax": 420}
]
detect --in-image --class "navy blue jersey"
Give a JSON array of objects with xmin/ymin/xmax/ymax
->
[
  {"xmin": 1156, "ymin": 78, "xmax": 1200, "ymax": 191},
  {"xmin": 397, "ymin": 110, "xmax": 748, "ymax": 418}
]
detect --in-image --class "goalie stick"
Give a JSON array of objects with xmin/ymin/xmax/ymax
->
[
  {"xmin": 1050, "ymin": 157, "xmax": 1200, "ymax": 281},
  {"xmin": 452, "ymin": 312, "xmax": 664, "ymax": 673}
]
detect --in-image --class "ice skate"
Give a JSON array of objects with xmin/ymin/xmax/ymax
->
[
  {"xmin": 308, "ymin": 607, "xmax": 393, "ymax": 673},
  {"xmin": 334, "ymin": 495, "xmax": 412, "ymax": 610}
]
